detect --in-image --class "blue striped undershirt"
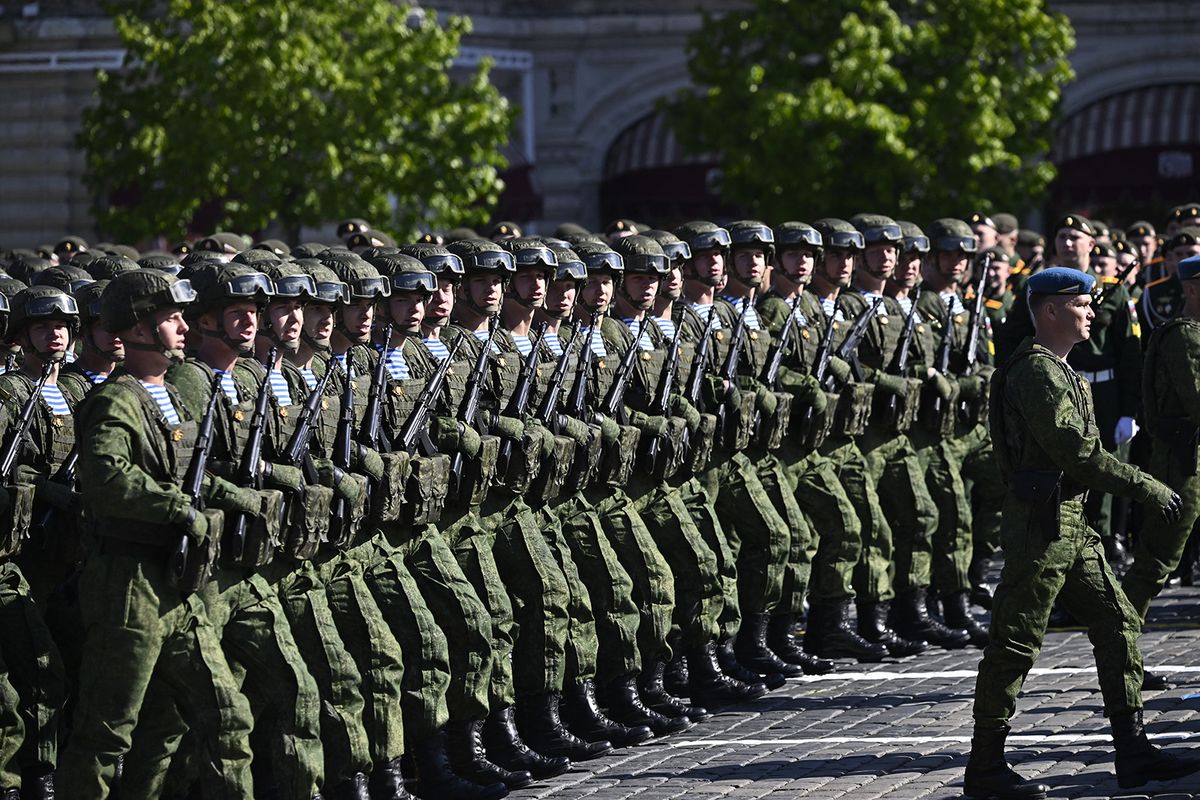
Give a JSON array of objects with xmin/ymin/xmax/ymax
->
[
  {"xmin": 544, "ymin": 330, "xmax": 563, "ymax": 358},
  {"xmin": 40, "ymin": 384, "xmax": 71, "ymax": 416},
  {"xmin": 688, "ymin": 302, "xmax": 724, "ymax": 329},
  {"xmin": 268, "ymin": 369, "xmax": 292, "ymax": 406},
  {"xmin": 214, "ymin": 370, "xmax": 239, "ymax": 403},
  {"xmin": 511, "ymin": 333, "xmax": 533, "ymax": 357},
  {"xmin": 719, "ymin": 294, "xmax": 761, "ymax": 330},
  {"xmin": 300, "ymin": 366, "xmax": 317, "ymax": 391},
  {"xmin": 820, "ymin": 297, "xmax": 846, "ymax": 322},
  {"xmin": 81, "ymin": 368, "xmax": 107, "ymax": 386},
  {"xmin": 621, "ymin": 318, "xmax": 655, "ymax": 351},
  {"xmin": 423, "ymin": 337, "xmax": 450, "ymax": 361},
  {"xmin": 140, "ymin": 381, "xmax": 181, "ymax": 425},
  {"xmin": 377, "ymin": 345, "xmax": 411, "ymax": 380},
  {"xmin": 651, "ymin": 316, "xmax": 677, "ymax": 342},
  {"xmin": 472, "ymin": 329, "xmax": 502, "ymax": 354}
]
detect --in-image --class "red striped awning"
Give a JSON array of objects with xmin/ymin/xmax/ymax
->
[
  {"xmin": 1053, "ymin": 83, "xmax": 1200, "ymax": 162},
  {"xmin": 603, "ymin": 110, "xmax": 715, "ymax": 178}
]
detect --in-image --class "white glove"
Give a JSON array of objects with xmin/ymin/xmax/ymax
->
[{"xmin": 1114, "ymin": 416, "xmax": 1140, "ymax": 445}]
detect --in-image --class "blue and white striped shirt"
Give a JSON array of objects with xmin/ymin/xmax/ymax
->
[
  {"xmin": 472, "ymin": 329, "xmax": 502, "ymax": 354},
  {"xmin": 941, "ymin": 291, "xmax": 966, "ymax": 316},
  {"xmin": 299, "ymin": 366, "xmax": 318, "ymax": 391},
  {"xmin": 140, "ymin": 381, "xmax": 181, "ymax": 425},
  {"xmin": 652, "ymin": 317, "xmax": 677, "ymax": 342},
  {"xmin": 268, "ymin": 369, "xmax": 292, "ymax": 406},
  {"xmin": 896, "ymin": 296, "xmax": 913, "ymax": 317},
  {"xmin": 215, "ymin": 370, "xmax": 239, "ymax": 403},
  {"xmin": 511, "ymin": 334, "xmax": 533, "ymax": 357},
  {"xmin": 422, "ymin": 337, "xmax": 451, "ymax": 362},
  {"xmin": 80, "ymin": 368, "xmax": 107, "ymax": 386},
  {"xmin": 40, "ymin": 383, "xmax": 71, "ymax": 416},
  {"xmin": 719, "ymin": 295, "xmax": 761, "ymax": 330},
  {"xmin": 858, "ymin": 290, "xmax": 889, "ymax": 316},
  {"xmin": 820, "ymin": 297, "xmax": 846, "ymax": 322},
  {"xmin": 544, "ymin": 330, "xmax": 564, "ymax": 358},
  {"xmin": 688, "ymin": 302, "xmax": 724, "ymax": 330},
  {"xmin": 621, "ymin": 318, "xmax": 655, "ymax": 351},
  {"xmin": 379, "ymin": 345, "xmax": 411, "ymax": 380}
]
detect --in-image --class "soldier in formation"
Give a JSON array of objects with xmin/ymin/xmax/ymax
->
[{"xmin": 0, "ymin": 202, "xmax": 1197, "ymax": 800}]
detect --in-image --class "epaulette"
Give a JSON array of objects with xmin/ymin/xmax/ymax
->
[
  {"xmin": 984, "ymin": 298, "xmax": 1004, "ymax": 309},
  {"xmin": 1145, "ymin": 275, "xmax": 1175, "ymax": 289},
  {"xmin": 1101, "ymin": 275, "xmax": 1120, "ymax": 284}
]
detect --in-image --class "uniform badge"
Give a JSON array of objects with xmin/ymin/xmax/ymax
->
[
  {"xmin": 597, "ymin": 359, "xmax": 607, "ymax": 369},
  {"xmin": 802, "ymin": 330, "xmax": 810, "ymax": 340},
  {"xmin": 52, "ymin": 416, "xmax": 64, "ymax": 428},
  {"xmin": 641, "ymin": 352, "xmax": 652, "ymax": 361},
  {"xmin": 172, "ymin": 429, "xmax": 184, "ymax": 442},
  {"xmin": 233, "ymin": 409, "xmax": 245, "ymax": 422},
  {"xmin": 749, "ymin": 331, "xmax": 759, "ymax": 340},
  {"xmin": 321, "ymin": 399, "xmax": 329, "ymax": 410},
  {"xmin": 917, "ymin": 325, "xmax": 925, "ymax": 334},
  {"xmin": 879, "ymin": 317, "xmax": 889, "ymax": 325},
  {"xmin": 279, "ymin": 408, "xmax": 288, "ymax": 418},
  {"xmin": 392, "ymin": 385, "xmax": 404, "ymax": 397},
  {"xmin": 715, "ymin": 332, "xmax": 725, "ymax": 342}
]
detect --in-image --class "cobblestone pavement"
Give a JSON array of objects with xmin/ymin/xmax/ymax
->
[{"xmin": 528, "ymin": 584, "xmax": 1200, "ymax": 799}]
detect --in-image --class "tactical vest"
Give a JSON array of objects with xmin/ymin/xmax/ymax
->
[{"xmin": 1142, "ymin": 317, "xmax": 1200, "ymax": 477}]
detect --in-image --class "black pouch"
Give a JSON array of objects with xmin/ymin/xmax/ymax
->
[{"xmin": 1011, "ymin": 468, "xmax": 1062, "ymax": 541}]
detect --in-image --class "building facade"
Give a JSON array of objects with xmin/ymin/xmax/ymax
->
[{"xmin": 0, "ymin": 1, "xmax": 1198, "ymax": 246}]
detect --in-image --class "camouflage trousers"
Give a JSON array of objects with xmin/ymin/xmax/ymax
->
[
  {"xmin": 819, "ymin": 435, "xmax": 894, "ymax": 603},
  {"xmin": 781, "ymin": 447, "xmax": 862, "ymax": 604},
  {"xmin": 860, "ymin": 426, "xmax": 938, "ymax": 596},
  {"xmin": 127, "ymin": 565, "xmax": 324, "ymax": 800},
  {"xmin": 928, "ymin": 423, "xmax": 1004, "ymax": 597},
  {"xmin": 673, "ymin": 471, "xmax": 740, "ymax": 642},
  {"xmin": 0, "ymin": 560, "xmax": 64, "ymax": 789},
  {"xmin": 535, "ymin": 502, "xmax": 600, "ymax": 685},
  {"xmin": 974, "ymin": 497, "xmax": 1143, "ymax": 728},
  {"xmin": 57, "ymin": 550, "xmax": 254, "ymax": 799},
  {"xmin": 755, "ymin": 446, "xmax": 814, "ymax": 619},
  {"xmin": 1123, "ymin": 442, "xmax": 1200, "ymax": 620}
]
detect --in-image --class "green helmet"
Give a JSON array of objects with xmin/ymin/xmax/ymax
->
[
  {"xmin": 291, "ymin": 242, "xmax": 330, "ymax": 259},
  {"xmin": 66, "ymin": 251, "xmax": 98, "ymax": 270},
  {"xmin": 4, "ymin": 255, "xmax": 53, "ymax": 284},
  {"xmin": 100, "ymin": 269, "xmax": 197, "ymax": 335},
  {"xmin": 545, "ymin": 244, "xmax": 587, "ymax": 283},
  {"xmin": 850, "ymin": 213, "xmax": 902, "ymax": 246},
  {"xmin": 232, "ymin": 248, "xmax": 283, "ymax": 267},
  {"xmin": 641, "ymin": 230, "xmax": 692, "ymax": 265},
  {"xmin": 573, "ymin": 241, "xmax": 624, "ymax": 283},
  {"xmin": 397, "ymin": 244, "xmax": 465, "ymax": 282},
  {"xmin": 500, "ymin": 237, "xmax": 558, "ymax": 274},
  {"xmin": 897, "ymin": 221, "xmax": 930, "ymax": 254},
  {"xmin": 73, "ymin": 279, "xmax": 111, "ymax": 324},
  {"xmin": 773, "ymin": 222, "xmax": 823, "ymax": 255},
  {"xmin": 253, "ymin": 239, "xmax": 291, "ymax": 258},
  {"xmin": 195, "ymin": 231, "xmax": 245, "ymax": 256},
  {"xmin": 187, "ymin": 263, "xmax": 275, "ymax": 318},
  {"xmin": 927, "ymin": 218, "xmax": 978, "ymax": 253},
  {"xmin": 138, "ymin": 253, "xmax": 183, "ymax": 275},
  {"xmin": 325, "ymin": 257, "xmax": 391, "ymax": 301},
  {"xmin": 33, "ymin": 266, "xmax": 94, "ymax": 294},
  {"xmin": 7, "ymin": 287, "xmax": 80, "ymax": 353},
  {"xmin": 611, "ymin": 235, "xmax": 668, "ymax": 275},
  {"xmin": 262, "ymin": 262, "xmax": 318, "ymax": 301},
  {"xmin": 86, "ymin": 254, "xmax": 140, "ymax": 281},
  {"xmin": 812, "ymin": 218, "xmax": 865, "ymax": 252},
  {"xmin": 446, "ymin": 239, "xmax": 517, "ymax": 277},
  {"xmin": 0, "ymin": 277, "xmax": 29, "ymax": 302},
  {"xmin": 674, "ymin": 220, "xmax": 731, "ymax": 256},
  {"xmin": 369, "ymin": 254, "xmax": 437, "ymax": 295},
  {"xmin": 298, "ymin": 262, "xmax": 351, "ymax": 306}
]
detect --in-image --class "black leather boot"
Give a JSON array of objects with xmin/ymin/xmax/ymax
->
[
  {"xmin": 25, "ymin": 771, "xmax": 53, "ymax": 800},
  {"xmin": 446, "ymin": 719, "xmax": 533, "ymax": 790},
  {"xmin": 517, "ymin": 693, "xmax": 612, "ymax": 762},
  {"xmin": 561, "ymin": 680, "xmax": 654, "ymax": 747},
  {"xmin": 481, "ymin": 706, "xmax": 570, "ymax": 780},
  {"xmin": 686, "ymin": 641, "xmax": 767, "ymax": 707},
  {"xmin": 367, "ymin": 757, "xmax": 414, "ymax": 799},
  {"xmin": 1143, "ymin": 670, "xmax": 1174, "ymax": 691},
  {"xmin": 409, "ymin": 732, "xmax": 508, "ymax": 800},
  {"xmin": 329, "ymin": 772, "xmax": 371, "ymax": 800},
  {"xmin": 663, "ymin": 654, "xmax": 689, "ymax": 697},
  {"xmin": 963, "ymin": 724, "xmax": 1048, "ymax": 799},
  {"xmin": 1112, "ymin": 709, "xmax": 1200, "ymax": 789},
  {"xmin": 891, "ymin": 589, "xmax": 970, "ymax": 650},
  {"xmin": 857, "ymin": 600, "xmax": 927, "ymax": 657},
  {"xmin": 717, "ymin": 638, "xmax": 785, "ymax": 689},
  {"xmin": 767, "ymin": 613, "xmax": 833, "ymax": 675},
  {"xmin": 814, "ymin": 598, "xmax": 888, "ymax": 662},
  {"xmin": 942, "ymin": 590, "xmax": 989, "ymax": 648},
  {"xmin": 638, "ymin": 659, "xmax": 712, "ymax": 722},
  {"xmin": 604, "ymin": 677, "xmax": 691, "ymax": 737},
  {"xmin": 735, "ymin": 613, "xmax": 803, "ymax": 678},
  {"xmin": 969, "ymin": 552, "xmax": 994, "ymax": 610}
]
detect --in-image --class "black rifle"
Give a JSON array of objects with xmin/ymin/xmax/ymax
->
[
  {"xmin": 360, "ymin": 323, "xmax": 394, "ymax": 453},
  {"xmin": 282, "ymin": 359, "xmax": 336, "ymax": 480},
  {"xmin": 763, "ymin": 300, "xmax": 804, "ymax": 391},
  {"xmin": 331, "ymin": 351, "xmax": 355, "ymax": 538},
  {"xmin": 565, "ymin": 313, "xmax": 602, "ymax": 419},
  {"xmin": 961, "ymin": 253, "xmax": 992, "ymax": 374},
  {"xmin": 172, "ymin": 373, "xmax": 223, "ymax": 585},
  {"xmin": 497, "ymin": 323, "xmax": 547, "ymax": 474},
  {"xmin": 601, "ymin": 317, "xmax": 647, "ymax": 424},
  {"xmin": 644, "ymin": 311, "xmax": 687, "ymax": 474},
  {"xmin": 227, "ymin": 349, "xmax": 277, "ymax": 561},
  {"xmin": 819, "ymin": 296, "xmax": 881, "ymax": 390},
  {"xmin": 811, "ymin": 302, "xmax": 839, "ymax": 387},
  {"xmin": 886, "ymin": 286, "xmax": 923, "ymax": 423},
  {"xmin": 0, "ymin": 360, "xmax": 54, "ymax": 483},
  {"xmin": 399, "ymin": 338, "xmax": 463, "ymax": 453},
  {"xmin": 1095, "ymin": 257, "xmax": 1140, "ymax": 307},
  {"xmin": 450, "ymin": 319, "xmax": 499, "ymax": 496},
  {"xmin": 536, "ymin": 330, "xmax": 577, "ymax": 427},
  {"xmin": 714, "ymin": 291, "xmax": 755, "ymax": 442},
  {"xmin": 932, "ymin": 296, "xmax": 957, "ymax": 417},
  {"xmin": 684, "ymin": 305, "xmax": 719, "ymax": 408}
]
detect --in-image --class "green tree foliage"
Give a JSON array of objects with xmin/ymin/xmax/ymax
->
[
  {"xmin": 667, "ymin": 0, "xmax": 1075, "ymax": 222},
  {"xmin": 79, "ymin": 0, "xmax": 512, "ymax": 241}
]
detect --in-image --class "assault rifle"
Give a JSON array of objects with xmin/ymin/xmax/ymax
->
[
  {"xmin": 0, "ymin": 359, "xmax": 54, "ymax": 483},
  {"xmin": 684, "ymin": 304, "xmax": 718, "ymax": 408},
  {"xmin": 932, "ymin": 296, "xmax": 957, "ymax": 418},
  {"xmin": 601, "ymin": 317, "xmax": 646, "ymax": 424},
  {"xmin": 172, "ymin": 373, "xmax": 223, "ymax": 587},
  {"xmin": 331, "ymin": 351, "xmax": 356, "ymax": 539},
  {"xmin": 1095, "ymin": 257, "xmax": 1141, "ymax": 307},
  {"xmin": 961, "ymin": 253, "xmax": 992, "ymax": 374},
  {"xmin": 227, "ymin": 348, "xmax": 278, "ymax": 561},
  {"xmin": 536, "ymin": 330, "xmax": 577, "ymax": 427},
  {"xmin": 565, "ymin": 313, "xmax": 602, "ymax": 419},
  {"xmin": 714, "ymin": 291, "xmax": 756, "ymax": 443},
  {"xmin": 398, "ymin": 338, "xmax": 463, "ymax": 453},
  {"xmin": 821, "ymin": 296, "xmax": 881, "ymax": 390},
  {"xmin": 360, "ymin": 323, "xmax": 394, "ymax": 453},
  {"xmin": 644, "ymin": 312, "xmax": 687, "ymax": 475},
  {"xmin": 886, "ymin": 286, "xmax": 923, "ymax": 423},
  {"xmin": 497, "ymin": 323, "xmax": 547, "ymax": 474},
  {"xmin": 450, "ymin": 318, "xmax": 499, "ymax": 496},
  {"xmin": 282, "ymin": 358, "xmax": 335, "ymax": 480}
]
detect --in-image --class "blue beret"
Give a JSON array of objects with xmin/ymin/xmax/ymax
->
[
  {"xmin": 1179, "ymin": 254, "xmax": 1200, "ymax": 282},
  {"xmin": 1026, "ymin": 266, "xmax": 1096, "ymax": 295}
]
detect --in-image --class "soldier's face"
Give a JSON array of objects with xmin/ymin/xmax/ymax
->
[
  {"xmin": 985, "ymin": 258, "xmax": 1011, "ymax": 294},
  {"xmin": 213, "ymin": 301, "xmax": 258, "ymax": 349},
  {"xmin": 267, "ymin": 300, "xmax": 304, "ymax": 345},
  {"xmin": 511, "ymin": 268, "xmax": 547, "ymax": 307},
  {"xmin": 27, "ymin": 320, "xmax": 70, "ymax": 359},
  {"xmin": 89, "ymin": 324, "xmax": 124, "ymax": 360},
  {"xmin": 1054, "ymin": 229, "xmax": 1093, "ymax": 266},
  {"xmin": 662, "ymin": 265, "xmax": 684, "ymax": 300},
  {"xmin": 463, "ymin": 274, "xmax": 503, "ymax": 313},
  {"xmin": 623, "ymin": 273, "xmax": 659, "ymax": 310},
  {"xmin": 859, "ymin": 243, "xmax": 896, "ymax": 281},
  {"xmin": 1041, "ymin": 294, "xmax": 1093, "ymax": 343},
  {"xmin": 545, "ymin": 279, "xmax": 577, "ymax": 318},
  {"xmin": 936, "ymin": 251, "xmax": 969, "ymax": 285},
  {"xmin": 428, "ymin": 278, "xmax": 456, "ymax": 321},
  {"xmin": 891, "ymin": 253, "xmax": 921, "ymax": 288},
  {"xmin": 1094, "ymin": 256, "xmax": 1118, "ymax": 279},
  {"xmin": 823, "ymin": 250, "xmax": 855, "ymax": 288},
  {"xmin": 580, "ymin": 275, "xmax": 613, "ymax": 313},
  {"xmin": 151, "ymin": 308, "xmax": 189, "ymax": 352},
  {"xmin": 1173, "ymin": 243, "xmax": 1200, "ymax": 265},
  {"xmin": 732, "ymin": 248, "xmax": 767, "ymax": 287},
  {"xmin": 691, "ymin": 250, "xmax": 725, "ymax": 285},
  {"xmin": 1134, "ymin": 234, "xmax": 1157, "ymax": 262},
  {"xmin": 305, "ymin": 304, "xmax": 334, "ymax": 341},
  {"xmin": 387, "ymin": 292, "xmax": 426, "ymax": 332},
  {"xmin": 778, "ymin": 249, "xmax": 814, "ymax": 284},
  {"xmin": 342, "ymin": 299, "xmax": 375, "ymax": 338},
  {"xmin": 973, "ymin": 225, "xmax": 998, "ymax": 250}
]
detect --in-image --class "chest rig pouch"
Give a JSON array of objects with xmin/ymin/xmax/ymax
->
[
  {"xmin": 797, "ymin": 390, "xmax": 839, "ymax": 451},
  {"xmin": 875, "ymin": 377, "xmax": 924, "ymax": 435},
  {"xmin": 724, "ymin": 382, "xmax": 759, "ymax": 451},
  {"xmin": 0, "ymin": 484, "xmax": 35, "ymax": 559},
  {"xmin": 220, "ymin": 392, "xmax": 283, "ymax": 570},
  {"xmin": 919, "ymin": 379, "xmax": 959, "ymax": 437},
  {"xmin": 168, "ymin": 417, "xmax": 222, "ymax": 592},
  {"xmin": 686, "ymin": 412, "xmax": 719, "ymax": 473},
  {"xmin": 754, "ymin": 391, "xmax": 794, "ymax": 451},
  {"xmin": 599, "ymin": 424, "xmax": 641, "ymax": 486},
  {"xmin": 834, "ymin": 382, "xmax": 874, "ymax": 437},
  {"xmin": 405, "ymin": 454, "xmax": 450, "ymax": 525}
]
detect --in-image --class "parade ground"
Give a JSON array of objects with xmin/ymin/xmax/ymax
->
[{"xmin": 529, "ymin": 584, "xmax": 1200, "ymax": 800}]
